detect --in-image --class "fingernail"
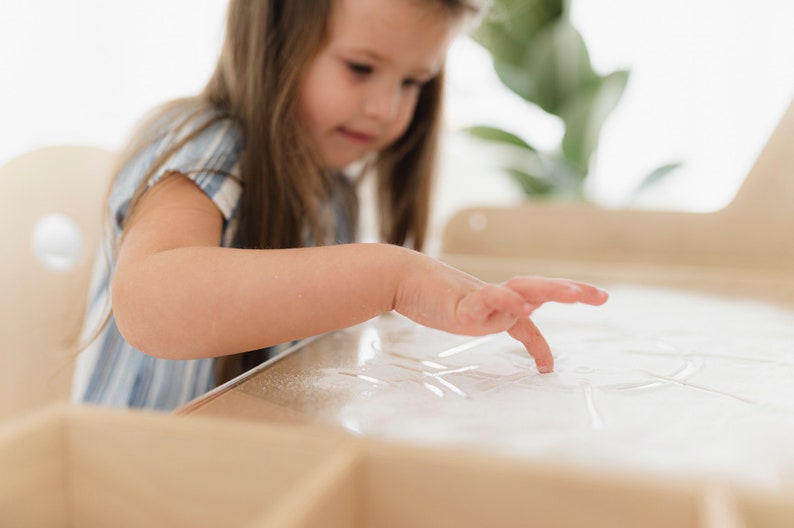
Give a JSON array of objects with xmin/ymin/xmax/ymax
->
[{"xmin": 537, "ymin": 364, "xmax": 553, "ymax": 374}]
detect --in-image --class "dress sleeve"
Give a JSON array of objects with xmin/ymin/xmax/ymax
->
[
  {"xmin": 109, "ymin": 114, "xmax": 244, "ymax": 234},
  {"xmin": 149, "ymin": 117, "xmax": 244, "ymax": 223}
]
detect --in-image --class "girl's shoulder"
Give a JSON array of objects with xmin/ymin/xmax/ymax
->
[
  {"xmin": 156, "ymin": 101, "xmax": 243, "ymax": 153},
  {"xmin": 123, "ymin": 100, "xmax": 242, "ymax": 163},
  {"xmin": 123, "ymin": 101, "xmax": 244, "ymax": 182},
  {"xmin": 111, "ymin": 101, "xmax": 245, "ymax": 226}
]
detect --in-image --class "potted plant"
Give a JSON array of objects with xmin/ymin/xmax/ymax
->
[{"xmin": 468, "ymin": 0, "xmax": 679, "ymax": 200}]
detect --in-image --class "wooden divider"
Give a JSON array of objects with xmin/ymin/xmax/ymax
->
[{"xmin": 1, "ymin": 405, "xmax": 792, "ymax": 527}]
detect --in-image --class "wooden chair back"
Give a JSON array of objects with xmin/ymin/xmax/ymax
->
[{"xmin": 0, "ymin": 146, "xmax": 115, "ymax": 420}]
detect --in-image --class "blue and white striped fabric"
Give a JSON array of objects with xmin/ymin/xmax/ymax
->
[
  {"xmin": 75, "ymin": 109, "xmax": 245, "ymax": 411},
  {"xmin": 75, "ymin": 107, "xmax": 357, "ymax": 412}
]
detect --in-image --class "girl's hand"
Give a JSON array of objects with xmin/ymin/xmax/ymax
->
[{"xmin": 393, "ymin": 251, "xmax": 608, "ymax": 373}]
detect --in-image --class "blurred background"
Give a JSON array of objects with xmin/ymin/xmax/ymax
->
[{"xmin": 2, "ymin": 0, "xmax": 793, "ymax": 239}]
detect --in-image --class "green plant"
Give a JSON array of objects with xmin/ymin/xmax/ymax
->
[{"xmin": 467, "ymin": 0, "xmax": 636, "ymax": 199}]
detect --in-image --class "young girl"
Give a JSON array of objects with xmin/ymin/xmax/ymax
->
[{"xmin": 77, "ymin": 0, "xmax": 608, "ymax": 411}]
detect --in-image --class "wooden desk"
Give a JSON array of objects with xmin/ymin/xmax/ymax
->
[{"xmin": 180, "ymin": 280, "xmax": 794, "ymax": 492}]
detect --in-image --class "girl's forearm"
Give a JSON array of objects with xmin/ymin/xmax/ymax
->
[{"xmin": 112, "ymin": 243, "xmax": 408, "ymax": 359}]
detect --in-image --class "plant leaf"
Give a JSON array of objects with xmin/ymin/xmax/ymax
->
[
  {"xmin": 464, "ymin": 126, "xmax": 536, "ymax": 151},
  {"xmin": 491, "ymin": 58, "xmax": 538, "ymax": 102},
  {"xmin": 541, "ymin": 154, "xmax": 588, "ymax": 195},
  {"xmin": 631, "ymin": 162, "xmax": 683, "ymax": 198},
  {"xmin": 505, "ymin": 167, "xmax": 555, "ymax": 196},
  {"xmin": 474, "ymin": 0, "xmax": 563, "ymax": 68},
  {"xmin": 559, "ymin": 69, "xmax": 630, "ymax": 173},
  {"xmin": 523, "ymin": 20, "xmax": 598, "ymax": 114}
]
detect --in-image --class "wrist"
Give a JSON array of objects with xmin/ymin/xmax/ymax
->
[{"xmin": 375, "ymin": 243, "xmax": 415, "ymax": 313}]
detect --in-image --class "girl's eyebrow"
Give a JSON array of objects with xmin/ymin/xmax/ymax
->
[{"xmin": 345, "ymin": 49, "xmax": 390, "ymax": 66}]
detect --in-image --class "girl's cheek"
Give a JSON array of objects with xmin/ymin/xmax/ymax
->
[
  {"xmin": 393, "ymin": 102, "xmax": 419, "ymax": 139},
  {"xmin": 385, "ymin": 121, "xmax": 411, "ymax": 149}
]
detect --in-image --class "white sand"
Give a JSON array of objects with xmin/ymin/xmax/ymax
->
[{"xmin": 286, "ymin": 284, "xmax": 794, "ymax": 489}]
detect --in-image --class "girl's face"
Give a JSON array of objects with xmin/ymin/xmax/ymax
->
[{"xmin": 298, "ymin": 0, "xmax": 460, "ymax": 169}]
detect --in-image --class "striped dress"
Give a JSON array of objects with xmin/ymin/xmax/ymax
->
[{"xmin": 74, "ymin": 108, "xmax": 355, "ymax": 411}]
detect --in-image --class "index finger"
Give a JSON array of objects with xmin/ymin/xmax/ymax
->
[{"xmin": 508, "ymin": 317, "xmax": 554, "ymax": 373}]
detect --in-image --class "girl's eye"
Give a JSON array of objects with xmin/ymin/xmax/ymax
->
[
  {"xmin": 402, "ymin": 77, "xmax": 425, "ymax": 89},
  {"xmin": 347, "ymin": 62, "xmax": 372, "ymax": 76}
]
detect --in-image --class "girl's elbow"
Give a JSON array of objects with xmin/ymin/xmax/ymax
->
[
  {"xmin": 113, "ymin": 312, "xmax": 185, "ymax": 359},
  {"xmin": 111, "ymin": 276, "xmax": 175, "ymax": 359},
  {"xmin": 111, "ymin": 302, "xmax": 165, "ymax": 359}
]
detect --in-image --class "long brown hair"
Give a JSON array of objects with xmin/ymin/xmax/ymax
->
[
  {"xmin": 101, "ymin": 0, "xmax": 482, "ymax": 379},
  {"xmin": 117, "ymin": 0, "xmax": 481, "ymax": 251}
]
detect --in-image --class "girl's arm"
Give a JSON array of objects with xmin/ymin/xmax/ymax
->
[{"xmin": 112, "ymin": 175, "xmax": 607, "ymax": 372}]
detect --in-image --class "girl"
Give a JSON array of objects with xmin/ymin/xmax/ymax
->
[{"xmin": 77, "ymin": 0, "xmax": 608, "ymax": 411}]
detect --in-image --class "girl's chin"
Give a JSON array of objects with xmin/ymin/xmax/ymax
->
[{"xmin": 321, "ymin": 152, "xmax": 370, "ymax": 171}]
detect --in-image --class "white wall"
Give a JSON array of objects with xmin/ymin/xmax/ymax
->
[
  {"xmin": 0, "ymin": 1, "xmax": 227, "ymax": 161},
  {"xmin": 572, "ymin": 0, "xmax": 794, "ymax": 211}
]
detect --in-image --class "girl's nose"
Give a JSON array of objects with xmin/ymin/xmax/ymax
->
[{"xmin": 364, "ymin": 83, "xmax": 400, "ymax": 123}]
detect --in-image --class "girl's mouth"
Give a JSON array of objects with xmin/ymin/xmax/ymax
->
[{"xmin": 338, "ymin": 127, "xmax": 376, "ymax": 144}]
